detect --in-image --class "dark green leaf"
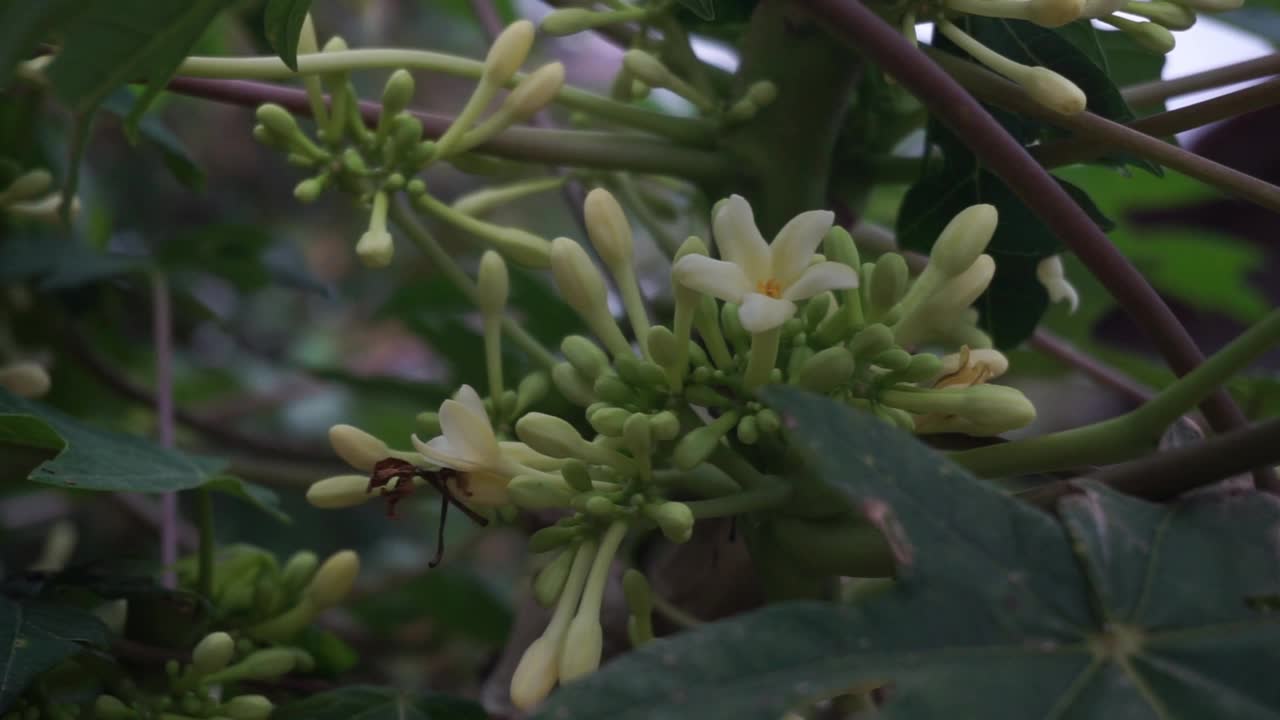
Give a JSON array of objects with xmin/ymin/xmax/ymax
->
[
  {"xmin": 0, "ymin": 388, "xmax": 227, "ymax": 492},
  {"xmin": 0, "ymin": 596, "xmax": 109, "ymax": 713},
  {"xmin": 0, "ymin": 0, "xmax": 87, "ymax": 86},
  {"xmin": 675, "ymin": 0, "xmax": 717, "ymax": 20},
  {"xmin": 101, "ymin": 89, "xmax": 204, "ymax": 190},
  {"xmin": 263, "ymin": 0, "xmax": 313, "ymax": 71},
  {"xmin": 349, "ymin": 567, "xmax": 511, "ymax": 647},
  {"xmin": 203, "ymin": 476, "xmax": 291, "ymax": 524},
  {"xmin": 274, "ymin": 686, "xmax": 486, "ymax": 720},
  {"xmin": 296, "ymin": 626, "xmax": 359, "ymax": 676},
  {"xmin": 538, "ymin": 388, "xmax": 1280, "ymax": 719}
]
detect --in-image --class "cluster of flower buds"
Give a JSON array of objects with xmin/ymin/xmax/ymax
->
[
  {"xmin": 0, "ymin": 167, "xmax": 78, "ymax": 223},
  {"xmin": 252, "ymin": 21, "xmax": 563, "ymax": 269}
]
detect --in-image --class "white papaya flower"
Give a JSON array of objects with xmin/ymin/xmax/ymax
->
[
  {"xmin": 672, "ymin": 195, "xmax": 859, "ymax": 333},
  {"xmin": 411, "ymin": 385, "xmax": 528, "ymax": 507}
]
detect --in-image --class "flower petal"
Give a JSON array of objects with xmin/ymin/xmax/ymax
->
[
  {"xmin": 782, "ymin": 261, "xmax": 859, "ymax": 301},
  {"xmin": 453, "ymin": 384, "xmax": 487, "ymax": 419},
  {"xmin": 770, "ymin": 209, "xmax": 834, "ymax": 285},
  {"xmin": 449, "ymin": 470, "xmax": 510, "ymax": 507},
  {"xmin": 738, "ymin": 292, "xmax": 797, "ymax": 333},
  {"xmin": 672, "ymin": 254, "xmax": 752, "ymax": 303},
  {"xmin": 439, "ymin": 398, "xmax": 499, "ymax": 465},
  {"xmin": 712, "ymin": 195, "xmax": 770, "ymax": 282},
  {"xmin": 413, "ymin": 434, "xmax": 482, "ymax": 472}
]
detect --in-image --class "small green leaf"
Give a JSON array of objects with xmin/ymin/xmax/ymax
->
[
  {"xmin": 263, "ymin": 0, "xmax": 314, "ymax": 71},
  {"xmin": 0, "ymin": 596, "xmax": 110, "ymax": 713},
  {"xmin": 203, "ymin": 476, "xmax": 291, "ymax": 524},
  {"xmin": 0, "ymin": 0, "xmax": 87, "ymax": 85},
  {"xmin": 274, "ymin": 686, "xmax": 486, "ymax": 720},
  {"xmin": 0, "ymin": 388, "xmax": 227, "ymax": 492},
  {"xmin": 675, "ymin": 0, "xmax": 717, "ymax": 21}
]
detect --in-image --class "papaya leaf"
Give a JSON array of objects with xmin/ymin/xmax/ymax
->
[
  {"xmin": 263, "ymin": 0, "xmax": 313, "ymax": 71},
  {"xmin": 274, "ymin": 686, "xmax": 486, "ymax": 720},
  {"xmin": 0, "ymin": 596, "xmax": 109, "ymax": 713}
]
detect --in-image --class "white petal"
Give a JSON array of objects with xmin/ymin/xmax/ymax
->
[
  {"xmin": 438, "ymin": 398, "xmax": 499, "ymax": 464},
  {"xmin": 770, "ymin": 210, "xmax": 834, "ymax": 285},
  {"xmin": 712, "ymin": 195, "xmax": 770, "ymax": 282},
  {"xmin": 782, "ymin": 261, "xmax": 859, "ymax": 301},
  {"xmin": 738, "ymin": 292, "xmax": 797, "ymax": 333},
  {"xmin": 672, "ymin": 254, "xmax": 752, "ymax": 303},
  {"xmin": 453, "ymin": 384, "xmax": 487, "ymax": 418},
  {"xmin": 412, "ymin": 434, "xmax": 482, "ymax": 472}
]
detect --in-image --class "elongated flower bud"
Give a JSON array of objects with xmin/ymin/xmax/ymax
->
[
  {"xmin": 452, "ymin": 177, "xmax": 566, "ymax": 218},
  {"xmin": 0, "ymin": 362, "xmax": 51, "ymax": 398},
  {"xmin": 328, "ymin": 424, "xmax": 391, "ymax": 472},
  {"xmin": 559, "ymin": 613, "xmax": 604, "ymax": 682},
  {"xmin": 562, "ymin": 335, "xmax": 610, "ymax": 380},
  {"xmin": 378, "ymin": 70, "xmax": 415, "ymax": 137},
  {"xmin": 484, "ymin": 20, "xmax": 536, "ymax": 86},
  {"xmin": 505, "ymin": 62, "xmax": 565, "ymax": 121},
  {"xmin": 0, "ymin": 169, "xmax": 52, "ymax": 204},
  {"xmin": 306, "ymin": 550, "xmax": 360, "ymax": 609},
  {"xmin": 511, "ymin": 634, "xmax": 560, "ymax": 709},
  {"xmin": 509, "ymin": 474, "xmax": 577, "ymax": 510},
  {"xmin": 644, "ymin": 501, "xmax": 694, "ymax": 543},
  {"xmin": 477, "ymin": 250, "xmax": 510, "ymax": 315},
  {"xmin": 552, "ymin": 362, "xmax": 596, "ymax": 406},
  {"xmin": 192, "ymin": 631, "xmax": 236, "ymax": 676},
  {"xmin": 673, "ymin": 412, "xmax": 739, "ymax": 470},
  {"xmin": 1126, "ymin": 0, "xmax": 1196, "ymax": 29},
  {"xmin": 550, "ymin": 237, "xmax": 631, "ymax": 357},
  {"xmin": 222, "ymin": 695, "xmax": 274, "ymax": 720},
  {"xmin": 306, "ymin": 474, "xmax": 373, "ymax": 509},
  {"xmin": 937, "ymin": 21, "xmax": 1085, "ymax": 115},
  {"xmin": 584, "ymin": 188, "xmax": 633, "ymax": 274},
  {"xmin": 929, "ymin": 254, "xmax": 996, "ymax": 312},
  {"xmin": 797, "ymin": 346, "xmax": 855, "ymax": 393},
  {"xmin": 1102, "ymin": 15, "xmax": 1177, "ymax": 53},
  {"xmin": 357, "ymin": 191, "xmax": 394, "ymax": 268},
  {"xmin": 931, "ymin": 204, "xmax": 998, "ymax": 277},
  {"xmin": 1170, "ymin": 0, "xmax": 1241, "ymax": 10}
]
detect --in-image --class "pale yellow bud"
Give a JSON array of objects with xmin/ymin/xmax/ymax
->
[
  {"xmin": 0, "ymin": 169, "xmax": 52, "ymax": 204},
  {"xmin": 478, "ymin": 250, "xmax": 510, "ymax": 315},
  {"xmin": 505, "ymin": 63, "xmax": 565, "ymax": 121},
  {"xmin": 192, "ymin": 631, "xmax": 236, "ymax": 675},
  {"xmin": 222, "ymin": 694, "xmax": 274, "ymax": 720},
  {"xmin": 484, "ymin": 20, "xmax": 536, "ymax": 87},
  {"xmin": 0, "ymin": 362, "xmax": 51, "ymax": 398},
  {"xmin": 1019, "ymin": 67, "xmax": 1087, "ymax": 115},
  {"xmin": 306, "ymin": 474, "xmax": 373, "ymax": 509},
  {"xmin": 1026, "ymin": 0, "xmax": 1085, "ymax": 26},
  {"xmin": 584, "ymin": 188, "xmax": 634, "ymax": 273},
  {"xmin": 550, "ymin": 237, "xmax": 609, "ymax": 314},
  {"xmin": 1127, "ymin": 1, "xmax": 1197, "ymax": 29},
  {"xmin": 508, "ymin": 474, "xmax": 577, "ymax": 510},
  {"xmin": 306, "ymin": 550, "xmax": 360, "ymax": 609},
  {"xmin": 328, "ymin": 424, "xmax": 391, "ymax": 472},
  {"xmin": 929, "ymin": 254, "xmax": 996, "ymax": 311},
  {"xmin": 931, "ymin": 204, "xmax": 997, "ymax": 277},
  {"xmin": 515, "ymin": 412, "xmax": 590, "ymax": 459},
  {"xmin": 558, "ymin": 614, "xmax": 604, "ymax": 682},
  {"xmin": 357, "ymin": 192, "xmax": 394, "ymax": 268},
  {"xmin": 510, "ymin": 635, "xmax": 560, "ymax": 710},
  {"xmin": 1104, "ymin": 16, "xmax": 1176, "ymax": 53}
]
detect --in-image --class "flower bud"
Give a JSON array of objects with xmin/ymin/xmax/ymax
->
[
  {"xmin": 477, "ymin": 250, "xmax": 510, "ymax": 315},
  {"xmin": 848, "ymin": 323, "xmax": 895, "ymax": 361},
  {"xmin": 509, "ymin": 474, "xmax": 577, "ymax": 510},
  {"xmin": 95, "ymin": 695, "xmax": 134, "ymax": 720},
  {"xmin": 623, "ymin": 413, "xmax": 652, "ymax": 458},
  {"xmin": 650, "ymin": 410, "xmax": 680, "ymax": 441},
  {"xmin": 885, "ymin": 384, "xmax": 1037, "ymax": 436},
  {"xmin": 357, "ymin": 192, "xmax": 394, "ymax": 268},
  {"xmin": 550, "ymin": 237, "xmax": 629, "ymax": 353},
  {"xmin": 222, "ymin": 695, "xmax": 274, "ymax": 720},
  {"xmin": 416, "ymin": 410, "xmax": 441, "ymax": 436},
  {"xmin": 306, "ymin": 474, "xmax": 373, "ymax": 509},
  {"xmin": 747, "ymin": 80, "xmax": 778, "ymax": 106},
  {"xmin": 647, "ymin": 324, "xmax": 682, "ymax": 368},
  {"xmin": 380, "ymin": 70, "xmax": 414, "ymax": 119},
  {"xmin": 1170, "ymin": 0, "xmax": 1241, "ymax": 10},
  {"xmin": 293, "ymin": 175, "xmax": 328, "ymax": 203},
  {"xmin": 588, "ymin": 406, "xmax": 630, "ymax": 437},
  {"xmin": 797, "ymin": 346, "xmax": 855, "ymax": 394},
  {"xmin": 645, "ymin": 501, "xmax": 694, "ymax": 543},
  {"xmin": 1020, "ymin": 66, "xmax": 1087, "ymax": 115},
  {"xmin": 929, "ymin": 254, "xmax": 996, "ymax": 312},
  {"xmin": 255, "ymin": 103, "xmax": 301, "ymax": 142},
  {"xmin": 0, "ymin": 362, "xmax": 50, "ymax": 398},
  {"xmin": 505, "ymin": 62, "xmax": 565, "ymax": 121},
  {"xmin": 280, "ymin": 551, "xmax": 319, "ymax": 596},
  {"xmin": 736, "ymin": 414, "xmax": 760, "ymax": 445},
  {"xmin": 1026, "ymin": 0, "xmax": 1086, "ymax": 26},
  {"xmin": 756, "ymin": 408, "xmax": 781, "ymax": 434},
  {"xmin": 540, "ymin": 8, "xmax": 602, "ymax": 35},
  {"xmin": 328, "ymin": 424, "xmax": 390, "ymax": 472},
  {"xmin": 192, "ymin": 631, "xmax": 235, "ymax": 676},
  {"xmin": 561, "ymin": 459, "xmax": 595, "ymax": 493},
  {"xmin": 874, "ymin": 348, "xmax": 912, "ymax": 371},
  {"xmin": 552, "ymin": 362, "xmax": 596, "ymax": 406},
  {"xmin": 673, "ymin": 412, "xmax": 739, "ymax": 470},
  {"xmin": 559, "ymin": 614, "xmax": 604, "ymax": 682},
  {"xmin": 306, "ymin": 550, "xmax": 360, "ymax": 609},
  {"xmin": 868, "ymin": 253, "xmax": 909, "ymax": 316},
  {"xmin": 452, "ymin": 177, "xmax": 566, "ymax": 217},
  {"xmin": 823, "ymin": 226, "xmax": 861, "ymax": 269},
  {"xmin": 931, "ymin": 204, "xmax": 997, "ymax": 277},
  {"xmin": 562, "ymin": 335, "xmax": 610, "ymax": 380},
  {"xmin": 584, "ymin": 188, "xmax": 633, "ymax": 274},
  {"xmin": 529, "ymin": 524, "xmax": 579, "ymax": 553},
  {"xmin": 614, "ymin": 355, "xmax": 667, "ymax": 389},
  {"xmin": 901, "ymin": 353, "xmax": 945, "ymax": 383},
  {"xmin": 510, "ymin": 634, "xmax": 560, "ymax": 710},
  {"xmin": 0, "ymin": 169, "xmax": 52, "ymax": 204},
  {"xmin": 1107, "ymin": 16, "xmax": 1177, "ymax": 53},
  {"xmin": 593, "ymin": 372, "xmax": 637, "ymax": 406},
  {"xmin": 1126, "ymin": 0, "xmax": 1196, "ymax": 29},
  {"xmin": 517, "ymin": 412, "xmax": 619, "ymax": 465},
  {"xmin": 534, "ymin": 547, "xmax": 575, "ymax": 607},
  {"xmin": 484, "ymin": 20, "xmax": 536, "ymax": 86}
]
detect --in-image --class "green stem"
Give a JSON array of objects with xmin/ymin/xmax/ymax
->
[
  {"xmin": 388, "ymin": 200, "xmax": 557, "ymax": 369},
  {"xmin": 195, "ymin": 488, "xmax": 215, "ymax": 600},
  {"xmin": 743, "ymin": 326, "xmax": 782, "ymax": 390},
  {"xmin": 484, "ymin": 314, "xmax": 504, "ymax": 416},
  {"xmin": 707, "ymin": 442, "xmax": 769, "ymax": 490},
  {"xmin": 685, "ymin": 479, "xmax": 791, "ymax": 518},
  {"xmin": 650, "ymin": 591, "xmax": 703, "ymax": 628},
  {"xmin": 951, "ymin": 309, "xmax": 1280, "ymax": 478},
  {"xmin": 178, "ymin": 51, "xmax": 715, "ymax": 145}
]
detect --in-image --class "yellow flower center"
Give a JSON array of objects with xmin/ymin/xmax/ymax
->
[{"xmin": 756, "ymin": 278, "xmax": 782, "ymax": 298}]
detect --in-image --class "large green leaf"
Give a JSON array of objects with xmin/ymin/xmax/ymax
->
[
  {"xmin": 203, "ymin": 476, "xmax": 291, "ymax": 524},
  {"xmin": 0, "ymin": 596, "xmax": 109, "ymax": 713},
  {"xmin": 274, "ymin": 686, "xmax": 486, "ymax": 720},
  {"xmin": 349, "ymin": 567, "xmax": 512, "ymax": 648},
  {"xmin": 0, "ymin": 0, "xmax": 87, "ymax": 86},
  {"xmin": 0, "ymin": 388, "xmax": 226, "ymax": 492},
  {"xmin": 538, "ymin": 388, "xmax": 1280, "ymax": 719},
  {"xmin": 101, "ymin": 89, "xmax": 204, "ymax": 190},
  {"xmin": 263, "ymin": 0, "xmax": 313, "ymax": 71}
]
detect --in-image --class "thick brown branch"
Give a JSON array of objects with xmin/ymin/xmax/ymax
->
[{"xmin": 1123, "ymin": 52, "xmax": 1280, "ymax": 107}]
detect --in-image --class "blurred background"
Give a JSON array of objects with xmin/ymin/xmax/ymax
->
[{"xmin": 1, "ymin": 0, "xmax": 1278, "ymax": 705}]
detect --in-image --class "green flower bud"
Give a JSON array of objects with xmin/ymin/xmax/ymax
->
[
  {"xmin": 550, "ymin": 237, "xmax": 627, "ymax": 352},
  {"xmin": 849, "ymin": 323, "xmax": 895, "ymax": 361},
  {"xmin": 798, "ymin": 346, "xmax": 855, "ymax": 393},
  {"xmin": 255, "ymin": 104, "xmax": 301, "ymax": 143},
  {"xmin": 501, "ymin": 389, "xmax": 519, "ymax": 420},
  {"xmin": 0, "ymin": 169, "xmax": 52, "ymax": 204},
  {"xmin": 341, "ymin": 147, "xmax": 368, "ymax": 174},
  {"xmin": 650, "ymin": 411, "xmax": 680, "ymax": 442},
  {"xmin": 930, "ymin": 204, "xmax": 997, "ymax": 277},
  {"xmin": 390, "ymin": 114, "xmax": 424, "ymax": 154},
  {"xmin": 1107, "ymin": 15, "xmax": 1176, "ymax": 53},
  {"xmin": 483, "ymin": 20, "xmax": 536, "ymax": 86},
  {"xmin": 516, "ymin": 371, "xmax": 550, "ymax": 414},
  {"xmin": 588, "ymin": 406, "xmax": 631, "ymax": 436},
  {"xmin": 615, "ymin": 355, "xmax": 667, "ymax": 389},
  {"xmin": 882, "ymin": 384, "xmax": 1037, "ymax": 436},
  {"xmin": 647, "ymin": 325, "xmax": 680, "ymax": 368},
  {"xmin": 306, "ymin": 550, "xmax": 360, "ymax": 609},
  {"xmin": 901, "ymin": 353, "xmax": 944, "ymax": 383},
  {"xmin": 593, "ymin": 373, "xmax": 637, "ymax": 406},
  {"xmin": 584, "ymin": 188, "xmax": 633, "ymax": 273},
  {"xmin": 505, "ymin": 62, "xmax": 566, "ymax": 121},
  {"xmin": 306, "ymin": 474, "xmax": 373, "ymax": 509},
  {"xmin": 868, "ymin": 253, "xmax": 909, "ymax": 316},
  {"xmin": 720, "ymin": 303, "xmax": 748, "ymax": 352},
  {"xmin": 280, "ymin": 551, "xmax": 320, "ymax": 594},
  {"xmin": 529, "ymin": 524, "xmax": 579, "ymax": 553},
  {"xmin": 875, "ymin": 404, "xmax": 917, "ymax": 432},
  {"xmin": 787, "ymin": 345, "xmax": 814, "ymax": 384},
  {"xmin": 477, "ymin": 250, "xmax": 510, "ymax": 315},
  {"xmin": 623, "ymin": 413, "xmax": 652, "ymax": 458},
  {"xmin": 204, "ymin": 648, "xmax": 297, "ymax": 685},
  {"xmin": 562, "ymin": 335, "xmax": 610, "ymax": 380},
  {"xmin": 874, "ymin": 348, "xmax": 912, "ymax": 372},
  {"xmin": 516, "ymin": 412, "xmax": 590, "ymax": 459},
  {"xmin": 561, "ymin": 459, "xmax": 594, "ymax": 493},
  {"xmin": 93, "ymin": 695, "xmax": 134, "ymax": 720},
  {"xmin": 328, "ymin": 424, "xmax": 390, "ymax": 472},
  {"xmin": 357, "ymin": 191, "xmax": 394, "ymax": 268},
  {"xmin": 379, "ymin": 70, "xmax": 415, "ymax": 125},
  {"xmin": 645, "ymin": 501, "xmax": 694, "ymax": 543},
  {"xmin": 736, "ymin": 414, "xmax": 759, "ymax": 445},
  {"xmin": 293, "ymin": 175, "xmax": 328, "ymax": 203},
  {"xmin": 725, "ymin": 97, "xmax": 758, "ymax": 123},
  {"xmin": 755, "ymin": 408, "xmax": 781, "ymax": 434},
  {"xmin": 673, "ymin": 412, "xmax": 738, "ymax": 470},
  {"xmin": 684, "ymin": 384, "xmax": 733, "ymax": 408},
  {"xmin": 688, "ymin": 342, "xmax": 710, "ymax": 368},
  {"xmin": 191, "ymin": 631, "xmax": 236, "ymax": 676},
  {"xmin": 416, "ymin": 410, "xmax": 441, "ymax": 436},
  {"xmin": 540, "ymin": 8, "xmax": 602, "ymax": 35},
  {"xmin": 803, "ymin": 293, "xmax": 832, "ymax": 332},
  {"xmin": 510, "ymin": 633, "xmax": 560, "ymax": 710},
  {"xmin": 509, "ymin": 474, "xmax": 577, "ymax": 510},
  {"xmin": 552, "ymin": 362, "xmax": 596, "ymax": 406},
  {"xmin": 221, "ymin": 695, "xmax": 273, "ymax": 720},
  {"xmin": 747, "ymin": 80, "xmax": 778, "ymax": 106},
  {"xmin": 533, "ymin": 547, "xmax": 575, "ymax": 607},
  {"xmin": 559, "ymin": 613, "xmax": 604, "ymax": 682},
  {"xmin": 584, "ymin": 495, "xmax": 616, "ymax": 518}
]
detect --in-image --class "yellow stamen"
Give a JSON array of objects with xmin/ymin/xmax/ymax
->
[{"xmin": 756, "ymin": 278, "xmax": 782, "ymax": 298}]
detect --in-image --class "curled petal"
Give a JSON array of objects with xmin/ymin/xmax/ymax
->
[
  {"xmin": 413, "ymin": 434, "xmax": 483, "ymax": 472},
  {"xmin": 712, "ymin": 195, "xmax": 770, "ymax": 282},
  {"xmin": 438, "ymin": 398, "xmax": 499, "ymax": 465},
  {"xmin": 770, "ymin": 210, "xmax": 834, "ymax": 286},
  {"xmin": 738, "ymin": 292, "xmax": 797, "ymax": 333},
  {"xmin": 782, "ymin": 261, "xmax": 859, "ymax": 301},
  {"xmin": 672, "ymin": 254, "xmax": 752, "ymax": 303},
  {"xmin": 453, "ymin": 384, "xmax": 488, "ymax": 419}
]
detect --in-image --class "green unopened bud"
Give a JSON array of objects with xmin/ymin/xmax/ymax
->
[
  {"xmin": 451, "ymin": 177, "xmax": 565, "ymax": 217},
  {"xmin": 650, "ymin": 411, "xmax": 680, "ymax": 442},
  {"xmin": 280, "ymin": 551, "xmax": 319, "ymax": 594},
  {"xmin": 756, "ymin": 408, "xmax": 781, "ymax": 434},
  {"xmin": 416, "ymin": 410, "xmax": 442, "ymax": 436},
  {"xmin": 798, "ymin": 346, "xmax": 855, "ymax": 393},
  {"xmin": 593, "ymin": 373, "xmax": 637, "ymax": 406},
  {"xmin": 725, "ymin": 97, "xmax": 758, "ymax": 123},
  {"xmin": 235, "ymin": 648, "xmax": 297, "ymax": 681},
  {"xmin": 529, "ymin": 524, "xmax": 579, "ymax": 553},
  {"xmin": 849, "ymin": 323, "xmax": 895, "ymax": 361},
  {"xmin": 328, "ymin": 424, "xmax": 391, "ymax": 472},
  {"xmin": 518, "ymin": 413, "xmax": 627, "ymax": 467},
  {"xmin": 685, "ymin": 384, "xmax": 733, "ymax": 407},
  {"xmin": 623, "ymin": 413, "xmax": 652, "ymax": 457},
  {"xmin": 901, "ymin": 353, "xmax": 945, "ymax": 383},
  {"xmin": 883, "ymin": 384, "xmax": 1037, "ymax": 436},
  {"xmin": 550, "ymin": 237, "xmax": 629, "ymax": 355},
  {"xmin": 516, "ymin": 371, "xmax": 549, "ymax": 413},
  {"xmin": 647, "ymin": 325, "xmax": 681, "ymax": 368},
  {"xmin": 192, "ymin": 632, "xmax": 235, "ymax": 676},
  {"xmin": 477, "ymin": 250, "xmax": 510, "ymax": 315},
  {"xmin": 645, "ymin": 501, "xmax": 694, "ymax": 543},
  {"xmin": 0, "ymin": 169, "xmax": 52, "ymax": 204},
  {"xmin": 868, "ymin": 253, "xmax": 909, "ymax": 316},
  {"xmin": 534, "ymin": 547, "xmax": 575, "ymax": 607},
  {"xmin": 874, "ymin": 348, "xmax": 912, "ymax": 371},
  {"xmin": 931, "ymin": 204, "xmax": 997, "ymax": 277},
  {"xmin": 306, "ymin": 474, "xmax": 372, "ymax": 509},
  {"xmin": 736, "ymin": 414, "xmax": 759, "ymax": 445},
  {"xmin": 584, "ymin": 188, "xmax": 633, "ymax": 273},
  {"xmin": 0, "ymin": 362, "xmax": 50, "ymax": 399},
  {"xmin": 389, "ymin": 114, "xmax": 424, "ymax": 155},
  {"xmin": 552, "ymin": 362, "xmax": 597, "ymax": 406},
  {"xmin": 255, "ymin": 103, "xmax": 301, "ymax": 143},
  {"xmin": 561, "ymin": 459, "xmax": 594, "ymax": 493},
  {"xmin": 221, "ymin": 695, "xmax": 273, "ymax": 720},
  {"xmin": 1126, "ymin": 1, "xmax": 1196, "ymax": 32},
  {"xmin": 803, "ymin": 293, "xmax": 833, "ymax": 332},
  {"xmin": 341, "ymin": 147, "xmax": 369, "ymax": 174},
  {"xmin": 621, "ymin": 50, "xmax": 675, "ymax": 90},
  {"xmin": 720, "ymin": 303, "xmax": 748, "ymax": 352},
  {"xmin": 378, "ymin": 70, "xmax": 415, "ymax": 142},
  {"xmin": 357, "ymin": 191, "xmax": 394, "ymax": 268},
  {"xmin": 589, "ymin": 406, "xmax": 630, "ymax": 436},
  {"xmin": 747, "ymin": 80, "xmax": 778, "ymax": 106},
  {"xmin": 622, "ymin": 569, "xmax": 654, "ymax": 647},
  {"xmin": 306, "ymin": 550, "xmax": 360, "ymax": 609},
  {"xmin": 511, "ymin": 632, "xmax": 560, "ymax": 710},
  {"xmin": 929, "ymin": 255, "xmax": 996, "ymax": 312},
  {"xmin": 1105, "ymin": 15, "xmax": 1176, "ymax": 53},
  {"xmin": 584, "ymin": 494, "xmax": 616, "ymax": 518},
  {"xmin": 505, "ymin": 62, "xmax": 566, "ymax": 121},
  {"xmin": 293, "ymin": 175, "xmax": 328, "ymax": 203},
  {"xmin": 509, "ymin": 474, "xmax": 577, "ymax": 510},
  {"xmin": 1021, "ymin": 66, "xmax": 1089, "ymax": 114},
  {"xmin": 559, "ymin": 613, "xmax": 604, "ymax": 682},
  {"xmin": 615, "ymin": 355, "xmax": 667, "ymax": 389},
  {"xmin": 484, "ymin": 20, "xmax": 536, "ymax": 86},
  {"xmin": 673, "ymin": 412, "xmax": 738, "ymax": 470},
  {"xmin": 540, "ymin": 8, "xmax": 606, "ymax": 35},
  {"xmin": 562, "ymin": 335, "xmax": 610, "ymax": 380},
  {"xmin": 824, "ymin": 226, "xmax": 861, "ymax": 269}
]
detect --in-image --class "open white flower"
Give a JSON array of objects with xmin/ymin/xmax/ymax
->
[
  {"xmin": 671, "ymin": 195, "xmax": 859, "ymax": 333},
  {"xmin": 411, "ymin": 385, "xmax": 526, "ymax": 507}
]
